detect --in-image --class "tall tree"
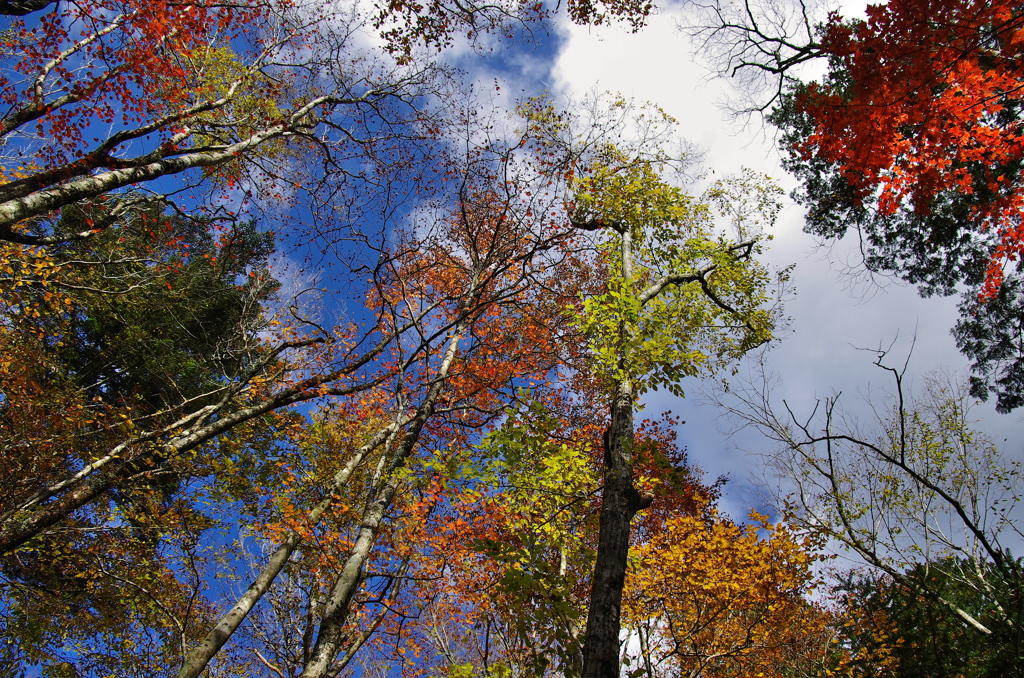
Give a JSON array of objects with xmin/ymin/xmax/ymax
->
[
  {"xmin": 0, "ymin": 199, "xmax": 284, "ymax": 677},
  {"xmin": 393, "ymin": 397, "xmax": 835, "ymax": 678},
  {"xmin": 522, "ymin": 96, "xmax": 786, "ymax": 677},
  {"xmin": 0, "ymin": 0, "xmax": 670, "ymax": 559},
  {"xmin": 174, "ymin": 103, "xmax": 596, "ymax": 678},
  {"xmin": 578, "ymin": 168, "xmax": 780, "ymax": 677},
  {"xmin": 0, "ymin": 0, "xmax": 798, "ymax": 669}
]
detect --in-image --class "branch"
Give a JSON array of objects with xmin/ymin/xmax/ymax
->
[
  {"xmin": 0, "ymin": 88, "xmax": 397, "ymax": 241},
  {"xmin": 0, "ymin": 0, "xmax": 55, "ymax": 14},
  {"xmin": 638, "ymin": 239, "xmax": 756, "ymax": 305}
]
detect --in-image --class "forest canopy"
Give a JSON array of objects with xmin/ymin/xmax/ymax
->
[{"xmin": 0, "ymin": 0, "xmax": 1021, "ymax": 676}]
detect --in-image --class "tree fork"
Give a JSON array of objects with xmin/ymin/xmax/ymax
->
[
  {"xmin": 299, "ymin": 316, "xmax": 471, "ymax": 678},
  {"xmin": 176, "ymin": 418, "xmax": 404, "ymax": 678}
]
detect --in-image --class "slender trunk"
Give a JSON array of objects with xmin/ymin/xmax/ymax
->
[
  {"xmin": 176, "ymin": 420, "xmax": 403, "ymax": 678},
  {"xmin": 299, "ymin": 318, "xmax": 470, "ymax": 678},
  {"xmin": 298, "ymin": 481, "xmax": 397, "ymax": 678},
  {"xmin": 180, "ymin": 533, "xmax": 301, "ymax": 678},
  {"xmin": 331, "ymin": 559, "xmax": 411, "ymax": 676}
]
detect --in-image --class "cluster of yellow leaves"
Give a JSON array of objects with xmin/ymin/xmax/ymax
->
[
  {"xmin": 0, "ymin": 167, "xmax": 71, "ymax": 332},
  {"xmin": 571, "ymin": 149, "xmax": 779, "ymax": 397},
  {"xmin": 623, "ymin": 510, "xmax": 837, "ymax": 678},
  {"xmin": 0, "ymin": 243, "xmax": 68, "ymax": 325},
  {"xmin": 162, "ymin": 45, "xmax": 295, "ymax": 185},
  {"xmin": 0, "ymin": 166, "xmax": 93, "ymax": 506},
  {"xmin": 825, "ymin": 594, "xmax": 902, "ymax": 678}
]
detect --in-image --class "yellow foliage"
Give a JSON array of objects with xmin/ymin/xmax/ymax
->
[
  {"xmin": 623, "ymin": 511, "xmax": 837, "ymax": 678},
  {"xmin": 155, "ymin": 45, "xmax": 296, "ymax": 183},
  {"xmin": 0, "ymin": 166, "xmax": 72, "ymax": 327}
]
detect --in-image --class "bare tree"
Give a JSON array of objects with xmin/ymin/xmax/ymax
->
[{"xmin": 720, "ymin": 351, "xmax": 1024, "ymax": 635}]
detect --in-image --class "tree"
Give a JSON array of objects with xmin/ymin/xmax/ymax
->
[
  {"xmin": 171, "ymin": 100, "xmax": 600, "ymax": 678},
  {"xmin": 721, "ymin": 355, "xmax": 1024, "ymax": 657},
  {"xmin": 623, "ymin": 511, "xmax": 836, "ymax": 678},
  {"xmin": 50, "ymin": 204, "xmax": 276, "ymax": 412},
  {"xmin": 170, "ymin": 97, "xmax": 794, "ymax": 678},
  {"xmin": 0, "ymin": 199, "xmax": 284, "ymax": 677},
  {"xmin": 575, "ymin": 166, "xmax": 781, "ymax": 678},
  {"xmin": 0, "ymin": 199, "xmax": 279, "ymax": 534},
  {"xmin": 0, "ymin": 0, "xmax": 673, "ymax": 561},
  {"xmin": 0, "ymin": 1, "xmax": 802, "ymax": 670},
  {"xmin": 392, "ymin": 394, "xmax": 834, "ymax": 678},
  {"xmin": 286, "ymin": 197, "xmax": 577, "ymax": 678},
  {"xmin": 522, "ymin": 95, "xmax": 786, "ymax": 678},
  {"xmin": 1, "ymin": 0, "xmax": 302, "ymax": 238},
  {"xmin": 692, "ymin": 0, "xmax": 1024, "ymax": 411},
  {"xmin": 0, "ymin": 0, "xmax": 469, "ymax": 566}
]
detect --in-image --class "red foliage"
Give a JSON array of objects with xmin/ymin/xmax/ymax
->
[
  {"xmin": 798, "ymin": 0, "xmax": 1024, "ymax": 296},
  {"xmin": 3, "ymin": 0, "xmax": 269, "ymax": 164}
]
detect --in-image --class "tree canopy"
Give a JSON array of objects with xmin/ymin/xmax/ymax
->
[{"xmin": 835, "ymin": 559, "xmax": 1024, "ymax": 678}]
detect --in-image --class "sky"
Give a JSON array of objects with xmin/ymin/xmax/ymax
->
[{"xmin": 513, "ymin": 3, "xmax": 1024, "ymax": 520}]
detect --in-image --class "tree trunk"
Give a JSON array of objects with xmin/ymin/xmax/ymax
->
[
  {"xmin": 580, "ymin": 382, "xmax": 639, "ymax": 678},
  {"xmin": 581, "ymin": 223, "xmax": 640, "ymax": 678},
  {"xmin": 177, "ymin": 419, "xmax": 402, "ymax": 678}
]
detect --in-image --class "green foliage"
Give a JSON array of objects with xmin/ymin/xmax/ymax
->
[
  {"xmin": 783, "ymin": 371, "xmax": 1022, "ymax": 571},
  {"xmin": 463, "ymin": 396, "xmax": 600, "ymax": 675},
  {"xmin": 182, "ymin": 46, "xmax": 286, "ymax": 136},
  {"xmin": 168, "ymin": 45, "xmax": 298, "ymax": 183},
  {"xmin": 46, "ymin": 200, "xmax": 278, "ymax": 413},
  {"xmin": 0, "ymin": 200, "xmax": 282, "ymax": 677},
  {"xmin": 571, "ymin": 151, "xmax": 781, "ymax": 396},
  {"xmin": 753, "ymin": 363, "xmax": 1024, "ymax": 675}
]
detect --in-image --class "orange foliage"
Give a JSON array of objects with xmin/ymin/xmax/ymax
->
[{"xmin": 385, "ymin": 397, "xmax": 834, "ymax": 678}]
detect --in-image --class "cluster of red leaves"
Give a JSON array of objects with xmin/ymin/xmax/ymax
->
[{"xmin": 799, "ymin": 0, "xmax": 1024, "ymax": 297}]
